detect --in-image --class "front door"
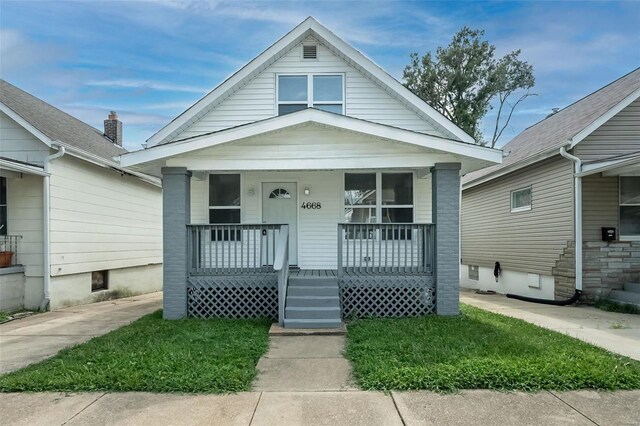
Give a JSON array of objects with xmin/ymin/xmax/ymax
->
[{"xmin": 262, "ymin": 182, "xmax": 298, "ymax": 265}]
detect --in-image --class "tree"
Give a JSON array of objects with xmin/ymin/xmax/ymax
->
[{"xmin": 403, "ymin": 27, "xmax": 535, "ymax": 147}]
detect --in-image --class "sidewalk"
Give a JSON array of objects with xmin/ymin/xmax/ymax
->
[
  {"xmin": 0, "ymin": 292, "xmax": 162, "ymax": 374},
  {"xmin": 2, "ymin": 390, "xmax": 639, "ymax": 425},
  {"xmin": 461, "ymin": 290, "xmax": 640, "ymax": 360}
]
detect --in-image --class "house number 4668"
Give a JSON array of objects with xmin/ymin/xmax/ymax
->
[{"xmin": 301, "ymin": 202, "xmax": 321, "ymax": 209}]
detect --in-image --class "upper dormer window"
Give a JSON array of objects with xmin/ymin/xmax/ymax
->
[{"xmin": 277, "ymin": 74, "xmax": 344, "ymax": 116}]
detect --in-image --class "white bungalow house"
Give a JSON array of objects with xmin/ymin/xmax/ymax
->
[
  {"xmin": 120, "ymin": 17, "xmax": 502, "ymax": 328},
  {"xmin": 0, "ymin": 80, "xmax": 162, "ymax": 312}
]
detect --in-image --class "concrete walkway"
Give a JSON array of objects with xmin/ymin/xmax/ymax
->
[
  {"xmin": 254, "ymin": 335, "xmax": 354, "ymax": 391},
  {"xmin": 461, "ymin": 291, "xmax": 640, "ymax": 360},
  {"xmin": 2, "ymin": 390, "xmax": 639, "ymax": 425},
  {"xmin": 0, "ymin": 292, "xmax": 162, "ymax": 374}
]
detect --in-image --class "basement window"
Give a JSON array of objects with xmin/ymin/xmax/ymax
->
[
  {"xmin": 468, "ymin": 265, "xmax": 479, "ymax": 281},
  {"xmin": 91, "ymin": 270, "xmax": 108, "ymax": 292},
  {"xmin": 510, "ymin": 187, "xmax": 531, "ymax": 212}
]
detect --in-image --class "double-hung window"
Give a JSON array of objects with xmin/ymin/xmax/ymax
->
[
  {"xmin": 209, "ymin": 174, "xmax": 241, "ymax": 240},
  {"xmin": 344, "ymin": 172, "xmax": 414, "ymax": 239},
  {"xmin": 277, "ymin": 74, "xmax": 343, "ymax": 115},
  {"xmin": 620, "ymin": 177, "xmax": 640, "ymax": 239}
]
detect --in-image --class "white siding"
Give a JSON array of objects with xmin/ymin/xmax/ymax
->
[
  {"xmin": 574, "ymin": 98, "xmax": 640, "ymax": 162},
  {"xmin": 170, "ymin": 36, "xmax": 445, "ymax": 142},
  {"xmin": 190, "ymin": 169, "xmax": 432, "ymax": 270},
  {"xmin": 6, "ymin": 174, "xmax": 44, "ymax": 308},
  {"xmin": 0, "ymin": 111, "xmax": 50, "ymax": 165},
  {"xmin": 48, "ymin": 156, "xmax": 162, "ymax": 276}
]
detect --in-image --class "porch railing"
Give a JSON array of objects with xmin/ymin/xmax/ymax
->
[
  {"xmin": 0, "ymin": 234, "xmax": 22, "ymax": 267},
  {"xmin": 337, "ymin": 223, "xmax": 435, "ymax": 276},
  {"xmin": 187, "ymin": 224, "xmax": 284, "ymax": 275},
  {"xmin": 273, "ymin": 225, "xmax": 289, "ymax": 326}
]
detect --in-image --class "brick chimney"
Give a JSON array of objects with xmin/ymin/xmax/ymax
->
[{"xmin": 104, "ymin": 111, "xmax": 122, "ymax": 146}]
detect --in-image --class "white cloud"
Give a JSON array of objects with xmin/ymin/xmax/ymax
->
[
  {"xmin": 85, "ymin": 79, "xmax": 207, "ymax": 93},
  {"xmin": 0, "ymin": 29, "xmax": 69, "ymax": 76}
]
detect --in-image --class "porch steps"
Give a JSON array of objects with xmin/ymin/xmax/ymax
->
[
  {"xmin": 283, "ymin": 276, "xmax": 342, "ymax": 329},
  {"xmin": 608, "ymin": 283, "xmax": 640, "ymax": 308}
]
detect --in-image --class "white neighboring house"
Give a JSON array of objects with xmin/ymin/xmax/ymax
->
[
  {"xmin": 120, "ymin": 17, "xmax": 502, "ymax": 328},
  {"xmin": 0, "ymin": 80, "xmax": 162, "ymax": 312}
]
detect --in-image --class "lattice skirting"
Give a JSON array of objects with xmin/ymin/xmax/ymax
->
[
  {"xmin": 187, "ymin": 275, "xmax": 278, "ymax": 319},
  {"xmin": 339, "ymin": 275, "xmax": 435, "ymax": 318}
]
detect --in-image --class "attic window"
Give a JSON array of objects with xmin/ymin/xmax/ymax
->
[{"xmin": 302, "ymin": 44, "xmax": 317, "ymax": 60}]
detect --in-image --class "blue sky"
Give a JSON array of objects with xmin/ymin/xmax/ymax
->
[{"xmin": 1, "ymin": 0, "xmax": 639, "ymax": 150}]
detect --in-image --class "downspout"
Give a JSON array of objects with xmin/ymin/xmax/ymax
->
[
  {"xmin": 559, "ymin": 145, "xmax": 583, "ymax": 292},
  {"xmin": 40, "ymin": 144, "xmax": 65, "ymax": 311}
]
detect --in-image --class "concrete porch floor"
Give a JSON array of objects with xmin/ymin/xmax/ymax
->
[{"xmin": 461, "ymin": 290, "xmax": 640, "ymax": 360}]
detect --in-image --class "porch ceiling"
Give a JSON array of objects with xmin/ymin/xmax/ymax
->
[
  {"xmin": 120, "ymin": 109, "xmax": 502, "ymax": 176},
  {"xmin": 579, "ymin": 152, "xmax": 640, "ymax": 177}
]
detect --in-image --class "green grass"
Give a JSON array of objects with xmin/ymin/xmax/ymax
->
[
  {"xmin": 0, "ymin": 310, "xmax": 271, "ymax": 393},
  {"xmin": 594, "ymin": 299, "xmax": 640, "ymax": 315},
  {"xmin": 0, "ymin": 312, "xmax": 9, "ymax": 322},
  {"xmin": 346, "ymin": 304, "xmax": 640, "ymax": 392}
]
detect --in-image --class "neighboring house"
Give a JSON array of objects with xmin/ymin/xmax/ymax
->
[
  {"xmin": 120, "ymin": 17, "xmax": 501, "ymax": 328},
  {"xmin": 461, "ymin": 68, "xmax": 640, "ymax": 304},
  {"xmin": 0, "ymin": 80, "xmax": 163, "ymax": 312}
]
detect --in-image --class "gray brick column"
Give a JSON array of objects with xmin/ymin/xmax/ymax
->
[
  {"xmin": 161, "ymin": 167, "xmax": 191, "ymax": 319},
  {"xmin": 431, "ymin": 163, "xmax": 461, "ymax": 316}
]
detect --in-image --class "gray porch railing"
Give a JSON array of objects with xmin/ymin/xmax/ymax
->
[
  {"xmin": 0, "ymin": 234, "xmax": 22, "ymax": 267},
  {"xmin": 187, "ymin": 224, "xmax": 283, "ymax": 275},
  {"xmin": 273, "ymin": 225, "xmax": 289, "ymax": 326},
  {"xmin": 337, "ymin": 223, "xmax": 435, "ymax": 276}
]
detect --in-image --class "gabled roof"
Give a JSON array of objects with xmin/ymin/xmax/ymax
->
[
  {"xmin": 146, "ymin": 16, "xmax": 475, "ymax": 147},
  {"xmin": 121, "ymin": 108, "xmax": 501, "ymax": 172},
  {"xmin": 0, "ymin": 79, "xmax": 126, "ymax": 160},
  {"xmin": 463, "ymin": 68, "xmax": 640, "ymax": 188}
]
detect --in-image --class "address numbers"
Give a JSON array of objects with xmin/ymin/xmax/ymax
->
[{"xmin": 301, "ymin": 202, "xmax": 322, "ymax": 209}]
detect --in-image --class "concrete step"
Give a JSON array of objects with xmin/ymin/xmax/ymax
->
[
  {"xmin": 287, "ymin": 286, "xmax": 339, "ymax": 297},
  {"xmin": 608, "ymin": 290, "xmax": 640, "ymax": 306},
  {"xmin": 623, "ymin": 282, "xmax": 640, "ymax": 294},
  {"xmin": 283, "ymin": 318, "xmax": 343, "ymax": 329},
  {"xmin": 289, "ymin": 277, "xmax": 338, "ymax": 287},
  {"xmin": 286, "ymin": 296, "xmax": 340, "ymax": 308},
  {"xmin": 286, "ymin": 306, "xmax": 341, "ymax": 320}
]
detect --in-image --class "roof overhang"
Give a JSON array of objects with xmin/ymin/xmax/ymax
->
[
  {"xmin": 146, "ymin": 17, "xmax": 474, "ymax": 147},
  {"xmin": 0, "ymin": 158, "xmax": 49, "ymax": 177},
  {"xmin": 578, "ymin": 152, "xmax": 640, "ymax": 177},
  {"xmin": 0, "ymin": 102, "xmax": 52, "ymax": 147},
  {"xmin": 121, "ymin": 109, "xmax": 501, "ymax": 170}
]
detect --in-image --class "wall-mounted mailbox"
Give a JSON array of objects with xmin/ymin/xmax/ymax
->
[{"xmin": 602, "ymin": 227, "xmax": 616, "ymax": 242}]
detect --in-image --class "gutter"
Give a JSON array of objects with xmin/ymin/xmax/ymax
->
[
  {"xmin": 559, "ymin": 146, "xmax": 583, "ymax": 292},
  {"xmin": 41, "ymin": 143, "xmax": 65, "ymax": 311}
]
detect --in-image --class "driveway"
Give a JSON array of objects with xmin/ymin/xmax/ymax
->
[
  {"xmin": 0, "ymin": 292, "xmax": 162, "ymax": 374},
  {"xmin": 461, "ymin": 291, "xmax": 640, "ymax": 360}
]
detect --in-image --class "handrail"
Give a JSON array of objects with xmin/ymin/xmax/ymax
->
[{"xmin": 274, "ymin": 225, "xmax": 290, "ymax": 326}]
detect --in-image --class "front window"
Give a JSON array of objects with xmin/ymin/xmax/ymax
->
[
  {"xmin": 209, "ymin": 174, "xmax": 241, "ymax": 240},
  {"xmin": 344, "ymin": 172, "xmax": 414, "ymax": 225},
  {"xmin": 0, "ymin": 177, "xmax": 6, "ymax": 235},
  {"xmin": 620, "ymin": 177, "xmax": 640, "ymax": 238},
  {"xmin": 277, "ymin": 74, "xmax": 343, "ymax": 115},
  {"xmin": 511, "ymin": 187, "xmax": 531, "ymax": 212}
]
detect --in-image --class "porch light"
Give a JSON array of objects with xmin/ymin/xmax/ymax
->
[{"xmin": 304, "ymin": 187, "xmax": 310, "ymax": 196}]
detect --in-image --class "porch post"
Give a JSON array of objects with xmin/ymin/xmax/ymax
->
[
  {"xmin": 431, "ymin": 163, "xmax": 461, "ymax": 316},
  {"xmin": 161, "ymin": 167, "xmax": 191, "ymax": 319}
]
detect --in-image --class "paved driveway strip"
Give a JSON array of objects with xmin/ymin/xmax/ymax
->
[
  {"xmin": 461, "ymin": 291, "xmax": 640, "ymax": 360},
  {"xmin": 1, "ymin": 390, "xmax": 638, "ymax": 425},
  {"xmin": 0, "ymin": 292, "xmax": 162, "ymax": 374}
]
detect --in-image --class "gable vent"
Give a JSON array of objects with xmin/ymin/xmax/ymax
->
[{"xmin": 302, "ymin": 44, "xmax": 317, "ymax": 59}]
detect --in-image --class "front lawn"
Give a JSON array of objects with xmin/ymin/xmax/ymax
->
[
  {"xmin": 0, "ymin": 311, "xmax": 271, "ymax": 393},
  {"xmin": 346, "ymin": 304, "xmax": 640, "ymax": 392}
]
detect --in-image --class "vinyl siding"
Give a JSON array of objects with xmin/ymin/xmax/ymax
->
[
  {"xmin": 0, "ymin": 111, "xmax": 50, "ymax": 165},
  {"xmin": 582, "ymin": 175, "xmax": 619, "ymax": 241},
  {"xmin": 461, "ymin": 156, "xmax": 574, "ymax": 275},
  {"xmin": 170, "ymin": 36, "xmax": 445, "ymax": 142},
  {"xmin": 574, "ymin": 98, "xmax": 640, "ymax": 162},
  {"xmin": 190, "ymin": 170, "xmax": 432, "ymax": 270},
  {"xmin": 48, "ymin": 155, "xmax": 162, "ymax": 276}
]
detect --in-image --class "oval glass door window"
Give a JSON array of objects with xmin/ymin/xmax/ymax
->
[{"xmin": 269, "ymin": 188, "xmax": 291, "ymax": 199}]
